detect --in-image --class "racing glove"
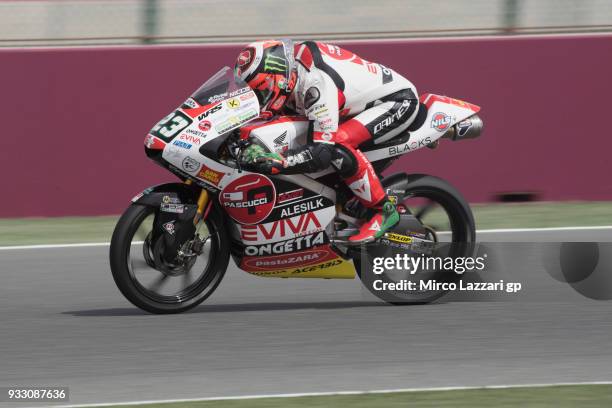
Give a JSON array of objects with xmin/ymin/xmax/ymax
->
[
  {"xmin": 242, "ymin": 142, "xmax": 334, "ymax": 175},
  {"xmin": 242, "ymin": 144, "xmax": 286, "ymax": 174}
]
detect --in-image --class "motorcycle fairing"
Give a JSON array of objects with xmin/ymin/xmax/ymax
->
[
  {"xmin": 141, "ymin": 68, "xmax": 481, "ymax": 280},
  {"xmin": 218, "ymin": 172, "xmax": 354, "ymax": 278},
  {"xmin": 241, "ymin": 256, "xmax": 356, "ymax": 279},
  {"xmin": 362, "ymin": 93, "xmax": 481, "ymax": 162}
]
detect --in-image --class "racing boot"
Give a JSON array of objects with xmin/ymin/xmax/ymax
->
[{"xmin": 348, "ymin": 199, "xmax": 400, "ymax": 244}]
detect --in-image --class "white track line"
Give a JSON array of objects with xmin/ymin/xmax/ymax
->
[
  {"xmin": 0, "ymin": 226, "xmax": 611, "ymax": 251},
  {"xmin": 49, "ymin": 381, "xmax": 612, "ymax": 408},
  {"xmin": 0, "ymin": 241, "xmax": 143, "ymax": 251},
  {"xmin": 476, "ymin": 225, "xmax": 612, "ymax": 234}
]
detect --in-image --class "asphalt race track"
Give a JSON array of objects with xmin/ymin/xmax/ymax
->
[{"xmin": 1, "ymin": 228, "xmax": 612, "ymax": 406}]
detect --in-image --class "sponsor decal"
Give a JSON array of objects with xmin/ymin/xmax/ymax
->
[
  {"xmin": 179, "ymin": 133, "xmax": 202, "ymax": 145},
  {"xmin": 263, "ymin": 54, "xmax": 287, "ymax": 73},
  {"xmin": 216, "ymin": 121, "xmax": 233, "ymax": 134},
  {"xmin": 321, "ymin": 132, "xmax": 333, "ymax": 141},
  {"xmin": 207, "ymin": 93, "xmax": 228, "ymax": 103},
  {"xmin": 182, "ymin": 98, "xmax": 198, "ymax": 108},
  {"xmin": 226, "ymin": 98, "xmax": 240, "ymax": 109},
  {"xmin": 160, "ymin": 203, "xmax": 185, "ymax": 214},
  {"xmin": 197, "ymin": 163, "xmax": 225, "ymax": 186},
  {"xmin": 319, "ymin": 44, "xmax": 354, "ymax": 60},
  {"xmin": 216, "ymin": 110, "xmax": 258, "ymax": 134},
  {"xmin": 280, "ymin": 197, "xmax": 325, "ymax": 218},
  {"xmin": 380, "ymin": 64, "xmax": 393, "ymax": 84},
  {"xmin": 172, "ymin": 140, "xmax": 192, "ymax": 149},
  {"xmin": 197, "ymin": 104, "xmax": 222, "ymax": 121},
  {"xmin": 241, "ymin": 246, "xmax": 334, "ymax": 271},
  {"xmin": 198, "ymin": 120, "xmax": 211, "ymax": 132},
  {"xmin": 285, "ymin": 149, "xmax": 313, "ymax": 167},
  {"xmin": 131, "ymin": 187, "xmax": 154, "ymax": 203},
  {"xmin": 373, "ymin": 100, "xmax": 412, "ymax": 134},
  {"xmin": 144, "ymin": 134, "xmax": 166, "ymax": 150},
  {"xmin": 431, "ymin": 112, "xmax": 452, "ymax": 132},
  {"xmin": 244, "ymin": 231, "xmax": 326, "ymax": 256},
  {"xmin": 238, "ymin": 109, "xmax": 259, "ymax": 121},
  {"xmin": 181, "ymin": 156, "xmax": 200, "ymax": 172},
  {"xmin": 331, "ymin": 157, "xmax": 344, "ymax": 170},
  {"xmin": 220, "ymin": 174, "xmax": 276, "ymax": 224},
  {"xmin": 311, "ymin": 104, "xmax": 328, "ymax": 118},
  {"xmin": 237, "ymin": 48, "xmax": 254, "ymax": 70},
  {"xmin": 291, "ymin": 259, "xmax": 342, "ymax": 274},
  {"xmin": 186, "ymin": 129, "xmax": 208, "ymax": 138},
  {"xmin": 456, "ymin": 119, "xmax": 472, "ymax": 137},
  {"xmin": 348, "ymin": 172, "xmax": 372, "ymax": 203},
  {"xmin": 273, "ymin": 131, "xmax": 288, "ymax": 151},
  {"xmin": 385, "ymin": 232, "xmax": 413, "ymax": 244},
  {"xmin": 388, "ymin": 136, "xmax": 433, "ymax": 155},
  {"xmin": 162, "ymin": 221, "xmax": 175, "ymax": 235},
  {"xmin": 277, "ymin": 188, "xmax": 304, "ymax": 204},
  {"xmin": 162, "ymin": 195, "xmax": 181, "ymax": 204},
  {"xmin": 240, "ymin": 212, "xmax": 322, "ymax": 242},
  {"xmin": 229, "ymin": 87, "xmax": 250, "ymax": 97}
]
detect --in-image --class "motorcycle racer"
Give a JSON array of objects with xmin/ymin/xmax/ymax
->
[{"xmin": 235, "ymin": 39, "xmax": 419, "ymax": 243}]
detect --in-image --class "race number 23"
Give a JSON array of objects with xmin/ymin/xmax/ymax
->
[{"xmin": 151, "ymin": 110, "xmax": 192, "ymax": 141}]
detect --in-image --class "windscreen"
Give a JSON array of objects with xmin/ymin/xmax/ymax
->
[{"xmin": 189, "ymin": 66, "xmax": 250, "ymax": 106}]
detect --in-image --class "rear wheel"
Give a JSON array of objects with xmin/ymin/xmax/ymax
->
[
  {"xmin": 110, "ymin": 203, "xmax": 229, "ymax": 314},
  {"xmin": 355, "ymin": 174, "xmax": 476, "ymax": 304}
]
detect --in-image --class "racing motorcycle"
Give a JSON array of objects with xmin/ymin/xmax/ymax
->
[{"xmin": 110, "ymin": 66, "xmax": 483, "ymax": 314}]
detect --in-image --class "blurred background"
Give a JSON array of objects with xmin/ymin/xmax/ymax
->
[
  {"xmin": 2, "ymin": 4, "xmax": 612, "ymax": 407},
  {"xmin": 0, "ymin": 0, "xmax": 610, "ymax": 223},
  {"xmin": 2, "ymin": 0, "xmax": 612, "ymax": 46}
]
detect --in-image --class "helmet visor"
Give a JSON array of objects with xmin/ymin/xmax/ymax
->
[{"xmin": 249, "ymin": 73, "xmax": 276, "ymax": 107}]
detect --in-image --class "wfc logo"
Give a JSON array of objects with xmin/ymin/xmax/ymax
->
[{"xmin": 264, "ymin": 55, "xmax": 287, "ymax": 73}]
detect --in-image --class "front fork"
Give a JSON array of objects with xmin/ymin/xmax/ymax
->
[{"xmin": 185, "ymin": 180, "xmax": 211, "ymax": 224}]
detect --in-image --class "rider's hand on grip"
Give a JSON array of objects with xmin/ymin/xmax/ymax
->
[{"xmin": 239, "ymin": 143, "xmax": 286, "ymax": 175}]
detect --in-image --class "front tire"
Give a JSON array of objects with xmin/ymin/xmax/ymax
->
[{"xmin": 110, "ymin": 203, "xmax": 229, "ymax": 314}]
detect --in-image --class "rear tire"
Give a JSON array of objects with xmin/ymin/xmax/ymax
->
[
  {"xmin": 354, "ymin": 174, "xmax": 476, "ymax": 304},
  {"xmin": 110, "ymin": 203, "xmax": 229, "ymax": 314}
]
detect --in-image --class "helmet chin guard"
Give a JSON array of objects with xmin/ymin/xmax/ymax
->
[{"xmin": 234, "ymin": 39, "xmax": 297, "ymax": 114}]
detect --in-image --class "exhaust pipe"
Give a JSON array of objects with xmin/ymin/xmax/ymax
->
[{"xmin": 443, "ymin": 114, "xmax": 483, "ymax": 140}]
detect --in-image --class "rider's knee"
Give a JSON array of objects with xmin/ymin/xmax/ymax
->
[{"xmin": 331, "ymin": 145, "xmax": 359, "ymax": 178}]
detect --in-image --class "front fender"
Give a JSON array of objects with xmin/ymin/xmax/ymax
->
[{"xmin": 130, "ymin": 182, "xmax": 203, "ymax": 207}]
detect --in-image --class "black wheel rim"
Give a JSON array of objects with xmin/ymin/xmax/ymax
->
[{"xmin": 125, "ymin": 208, "xmax": 221, "ymax": 305}]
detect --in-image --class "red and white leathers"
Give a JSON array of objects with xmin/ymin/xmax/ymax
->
[{"xmin": 285, "ymin": 41, "xmax": 419, "ymax": 208}]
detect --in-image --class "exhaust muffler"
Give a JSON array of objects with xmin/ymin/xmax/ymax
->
[{"xmin": 443, "ymin": 114, "xmax": 483, "ymax": 140}]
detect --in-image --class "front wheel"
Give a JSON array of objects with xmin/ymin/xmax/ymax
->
[{"xmin": 110, "ymin": 203, "xmax": 229, "ymax": 314}]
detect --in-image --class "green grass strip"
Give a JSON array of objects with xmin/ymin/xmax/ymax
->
[{"xmin": 81, "ymin": 384, "xmax": 612, "ymax": 408}]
